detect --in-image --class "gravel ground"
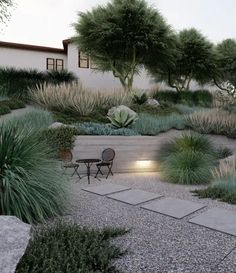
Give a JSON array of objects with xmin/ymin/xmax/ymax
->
[{"xmin": 65, "ymin": 172, "xmax": 236, "ymax": 273}]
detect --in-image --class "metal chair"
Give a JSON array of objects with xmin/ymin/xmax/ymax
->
[
  {"xmin": 60, "ymin": 150, "xmax": 81, "ymax": 178},
  {"xmin": 95, "ymin": 148, "xmax": 115, "ymax": 179}
]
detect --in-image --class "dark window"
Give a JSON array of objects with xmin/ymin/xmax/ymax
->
[
  {"xmin": 46, "ymin": 58, "xmax": 55, "ymax": 70},
  {"xmin": 56, "ymin": 59, "xmax": 64, "ymax": 71},
  {"xmin": 78, "ymin": 51, "xmax": 89, "ymax": 68}
]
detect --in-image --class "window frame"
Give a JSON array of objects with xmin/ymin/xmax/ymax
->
[
  {"xmin": 46, "ymin": 58, "xmax": 55, "ymax": 70},
  {"xmin": 78, "ymin": 51, "xmax": 89, "ymax": 69},
  {"xmin": 56, "ymin": 59, "xmax": 64, "ymax": 71}
]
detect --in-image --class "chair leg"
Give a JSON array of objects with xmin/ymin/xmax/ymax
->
[
  {"xmin": 72, "ymin": 166, "xmax": 81, "ymax": 178},
  {"xmin": 106, "ymin": 165, "xmax": 113, "ymax": 179},
  {"xmin": 95, "ymin": 166, "xmax": 103, "ymax": 178}
]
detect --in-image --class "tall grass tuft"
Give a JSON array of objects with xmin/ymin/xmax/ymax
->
[
  {"xmin": 30, "ymin": 83, "xmax": 131, "ymax": 116},
  {"xmin": 159, "ymin": 133, "xmax": 218, "ymax": 184},
  {"xmin": 186, "ymin": 109, "xmax": 236, "ymax": 138},
  {"xmin": 0, "ymin": 114, "xmax": 68, "ymax": 224}
]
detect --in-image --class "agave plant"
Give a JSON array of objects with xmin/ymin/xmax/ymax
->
[{"xmin": 107, "ymin": 105, "xmax": 138, "ymax": 128}]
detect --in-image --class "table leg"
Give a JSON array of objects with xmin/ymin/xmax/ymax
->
[{"xmin": 87, "ymin": 163, "xmax": 91, "ymax": 184}]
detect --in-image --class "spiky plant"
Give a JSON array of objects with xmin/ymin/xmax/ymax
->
[{"xmin": 0, "ymin": 117, "xmax": 68, "ymax": 224}]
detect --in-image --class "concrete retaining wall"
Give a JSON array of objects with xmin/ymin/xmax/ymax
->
[{"xmin": 73, "ymin": 130, "xmax": 236, "ymax": 173}]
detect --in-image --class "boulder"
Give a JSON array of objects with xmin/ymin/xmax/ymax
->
[
  {"xmin": 145, "ymin": 98, "xmax": 160, "ymax": 107},
  {"xmin": 48, "ymin": 122, "xmax": 66, "ymax": 129},
  {"xmin": 0, "ymin": 216, "xmax": 31, "ymax": 273}
]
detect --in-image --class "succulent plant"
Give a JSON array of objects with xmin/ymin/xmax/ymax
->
[{"xmin": 107, "ymin": 105, "xmax": 138, "ymax": 128}]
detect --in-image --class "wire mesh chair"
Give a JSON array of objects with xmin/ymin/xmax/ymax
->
[
  {"xmin": 95, "ymin": 148, "xmax": 115, "ymax": 179},
  {"xmin": 59, "ymin": 150, "xmax": 81, "ymax": 178}
]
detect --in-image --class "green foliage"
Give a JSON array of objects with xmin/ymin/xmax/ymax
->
[
  {"xmin": 133, "ymin": 113, "xmax": 187, "ymax": 135},
  {"xmin": 0, "ymin": 116, "xmax": 68, "ymax": 224},
  {"xmin": 0, "ymin": 68, "xmax": 76, "ymax": 99},
  {"xmin": 0, "ymin": 103, "xmax": 10, "ymax": 115},
  {"xmin": 159, "ymin": 133, "xmax": 218, "ymax": 184},
  {"xmin": 149, "ymin": 28, "xmax": 215, "ymax": 91},
  {"xmin": 131, "ymin": 102, "xmax": 180, "ymax": 116},
  {"xmin": 214, "ymin": 39, "xmax": 236, "ymax": 88},
  {"xmin": 53, "ymin": 111, "xmax": 109, "ymax": 124},
  {"xmin": 194, "ymin": 174, "xmax": 236, "ymax": 204},
  {"xmin": 160, "ymin": 150, "xmax": 215, "ymax": 184},
  {"xmin": 16, "ymin": 222, "xmax": 127, "ymax": 273},
  {"xmin": 1, "ymin": 98, "xmax": 25, "ymax": 109},
  {"xmin": 158, "ymin": 133, "xmax": 217, "ymax": 160},
  {"xmin": 153, "ymin": 90, "xmax": 213, "ymax": 106},
  {"xmin": 78, "ymin": 122, "xmax": 139, "ymax": 136},
  {"xmin": 186, "ymin": 109, "xmax": 236, "ymax": 138},
  {"xmin": 0, "ymin": 0, "xmax": 14, "ymax": 25},
  {"xmin": 107, "ymin": 106, "xmax": 138, "ymax": 128},
  {"xmin": 41, "ymin": 126, "xmax": 84, "ymax": 152},
  {"xmin": 132, "ymin": 91, "xmax": 148, "ymax": 105},
  {"xmin": 73, "ymin": 0, "xmax": 175, "ymax": 91}
]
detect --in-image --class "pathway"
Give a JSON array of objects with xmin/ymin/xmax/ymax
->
[
  {"xmin": 67, "ymin": 173, "xmax": 236, "ymax": 273},
  {"xmin": 0, "ymin": 105, "xmax": 35, "ymax": 122}
]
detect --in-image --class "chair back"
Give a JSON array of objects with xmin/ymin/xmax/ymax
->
[{"xmin": 102, "ymin": 148, "xmax": 115, "ymax": 163}]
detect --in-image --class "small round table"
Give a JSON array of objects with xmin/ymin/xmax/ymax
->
[{"xmin": 76, "ymin": 158, "xmax": 100, "ymax": 184}]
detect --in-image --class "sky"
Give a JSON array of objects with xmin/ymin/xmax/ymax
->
[{"xmin": 0, "ymin": 0, "xmax": 236, "ymax": 49}]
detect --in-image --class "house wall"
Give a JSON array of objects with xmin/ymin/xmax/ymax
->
[
  {"xmin": 0, "ymin": 47, "xmax": 67, "ymax": 71},
  {"xmin": 67, "ymin": 43, "xmax": 154, "ymax": 90}
]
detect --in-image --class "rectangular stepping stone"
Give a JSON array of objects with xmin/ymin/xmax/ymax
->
[
  {"xmin": 81, "ymin": 184, "xmax": 131, "ymax": 196},
  {"xmin": 107, "ymin": 189, "xmax": 162, "ymax": 205},
  {"xmin": 189, "ymin": 208, "xmax": 236, "ymax": 236},
  {"xmin": 141, "ymin": 197, "xmax": 205, "ymax": 219}
]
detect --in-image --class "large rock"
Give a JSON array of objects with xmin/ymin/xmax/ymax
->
[
  {"xmin": 145, "ymin": 98, "xmax": 160, "ymax": 106},
  {"xmin": 0, "ymin": 216, "xmax": 31, "ymax": 273}
]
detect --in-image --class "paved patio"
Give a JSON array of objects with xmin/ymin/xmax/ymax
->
[{"xmin": 67, "ymin": 172, "xmax": 236, "ymax": 273}]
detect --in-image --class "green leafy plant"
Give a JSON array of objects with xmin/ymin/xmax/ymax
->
[
  {"xmin": 107, "ymin": 105, "xmax": 138, "ymax": 128},
  {"xmin": 0, "ymin": 103, "xmax": 10, "ymax": 115},
  {"xmin": 41, "ymin": 126, "xmax": 84, "ymax": 152},
  {"xmin": 132, "ymin": 91, "xmax": 148, "ymax": 105},
  {"xmin": 192, "ymin": 90, "xmax": 213, "ymax": 107},
  {"xmin": 153, "ymin": 90, "xmax": 179, "ymax": 104},
  {"xmin": 16, "ymin": 222, "xmax": 127, "ymax": 273},
  {"xmin": 0, "ymin": 113, "xmax": 67, "ymax": 224},
  {"xmin": 2, "ymin": 98, "xmax": 25, "ymax": 109},
  {"xmin": 131, "ymin": 102, "xmax": 180, "ymax": 116},
  {"xmin": 78, "ymin": 122, "xmax": 138, "ymax": 136},
  {"xmin": 216, "ymin": 146, "xmax": 233, "ymax": 159}
]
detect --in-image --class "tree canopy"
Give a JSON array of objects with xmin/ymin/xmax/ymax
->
[
  {"xmin": 73, "ymin": 0, "xmax": 175, "ymax": 92},
  {"xmin": 148, "ymin": 28, "xmax": 216, "ymax": 92}
]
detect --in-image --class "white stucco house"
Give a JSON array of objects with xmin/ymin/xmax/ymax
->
[{"xmin": 0, "ymin": 39, "xmax": 154, "ymax": 90}]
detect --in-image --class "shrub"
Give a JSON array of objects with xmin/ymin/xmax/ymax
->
[
  {"xmin": 107, "ymin": 105, "xmax": 138, "ymax": 128},
  {"xmin": 153, "ymin": 90, "xmax": 179, "ymax": 104},
  {"xmin": 131, "ymin": 103, "xmax": 180, "ymax": 116},
  {"xmin": 0, "ymin": 103, "xmax": 11, "ymax": 115},
  {"xmin": 186, "ymin": 109, "xmax": 236, "ymax": 138},
  {"xmin": 0, "ymin": 67, "xmax": 77, "ymax": 99},
  {"xmin": 175, "ymin": 104, "xmax": 203, "ymax": 114},
  {"xmin": 192, "ymin": 90, "xmax": 213, "ymax": 107},
  {"xmin": 78, "ymin": 122, "xmax": 139, "ymax": 136},
  {"xmin": 179, "ymin": 91, "xmax": 194, "ymax": 105},
  {"xmin": 133, "ymin": 113, "xmax": 187, "ymax": 135},
  {"xmin": 216, "ymin": 146, "xmax": 233, "ymax": 159},
  {"xmin": 160, "ymin": 150, "xmax": 215, "ymax": 184},
  {"xmin": 132, "ymin": 90, "xmax": 148, "ymax": 105},
  {"xmin": 0, "ymin": 118, "xmax": 68, "ymax": 224},
  {"xmin": 31, "ymin": 83, "xmax": 131, "ymax": 116},
  {"xmin": 16, "ymin": 222, "xmax": 127, "ymax": 273},
  {"xmin": 159, "ymin": 133, "xmax": 218, "ymax": 184},
  {"xmin": 2, "ymin": 98, "xmax": 25, "ymax": 109},
  {"xmin": 158, "ymin": 133, "xmax": 217, "ymax": 160},
  {"xmin": 41, "ymin": 126, "xmax": 85, "ymax": 152}
]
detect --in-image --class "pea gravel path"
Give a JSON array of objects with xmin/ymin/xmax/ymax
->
[{"xmin": 66, "ymin": 173, "xmax": 236, "ymax": 273}]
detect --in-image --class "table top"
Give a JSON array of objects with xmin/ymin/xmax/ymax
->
[{"xmin": 76, "ymin": 158, "xmax": 100, "ymax": 163}]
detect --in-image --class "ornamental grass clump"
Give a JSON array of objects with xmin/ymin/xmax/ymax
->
[
  {"xmin": 30, "ymin": 83, "xmax": 131, "ymax": 116},
  {"xmin": 194, "ymin": 156, "xmax": 236, "ymax": 204},
  {"xmin": 186, "ymin": 109, "xmax": 236, "ymax": 138},
  {"xmin": 0, "ymin": 115, "xmax": 68, "ymax": 224},
  {"xmin": 159, "ymin": 133, "xmax": 218, "ymax": 184},
  {"xmin": 16, "ymin": 222, "xmax": 127, "ymax": 273}
]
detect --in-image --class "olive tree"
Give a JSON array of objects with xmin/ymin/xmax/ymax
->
[
  {"xmin": 73, "ymin": 0, "xmax": 175, "ymax": 92},
  {"xmin": 148, "ymin": 28, "xmax": 215, "ymax": 92}
]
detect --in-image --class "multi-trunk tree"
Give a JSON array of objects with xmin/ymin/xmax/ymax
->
[{"xmin": 73, "ymin": 0, "xmax": 175, "ymax": 92}]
